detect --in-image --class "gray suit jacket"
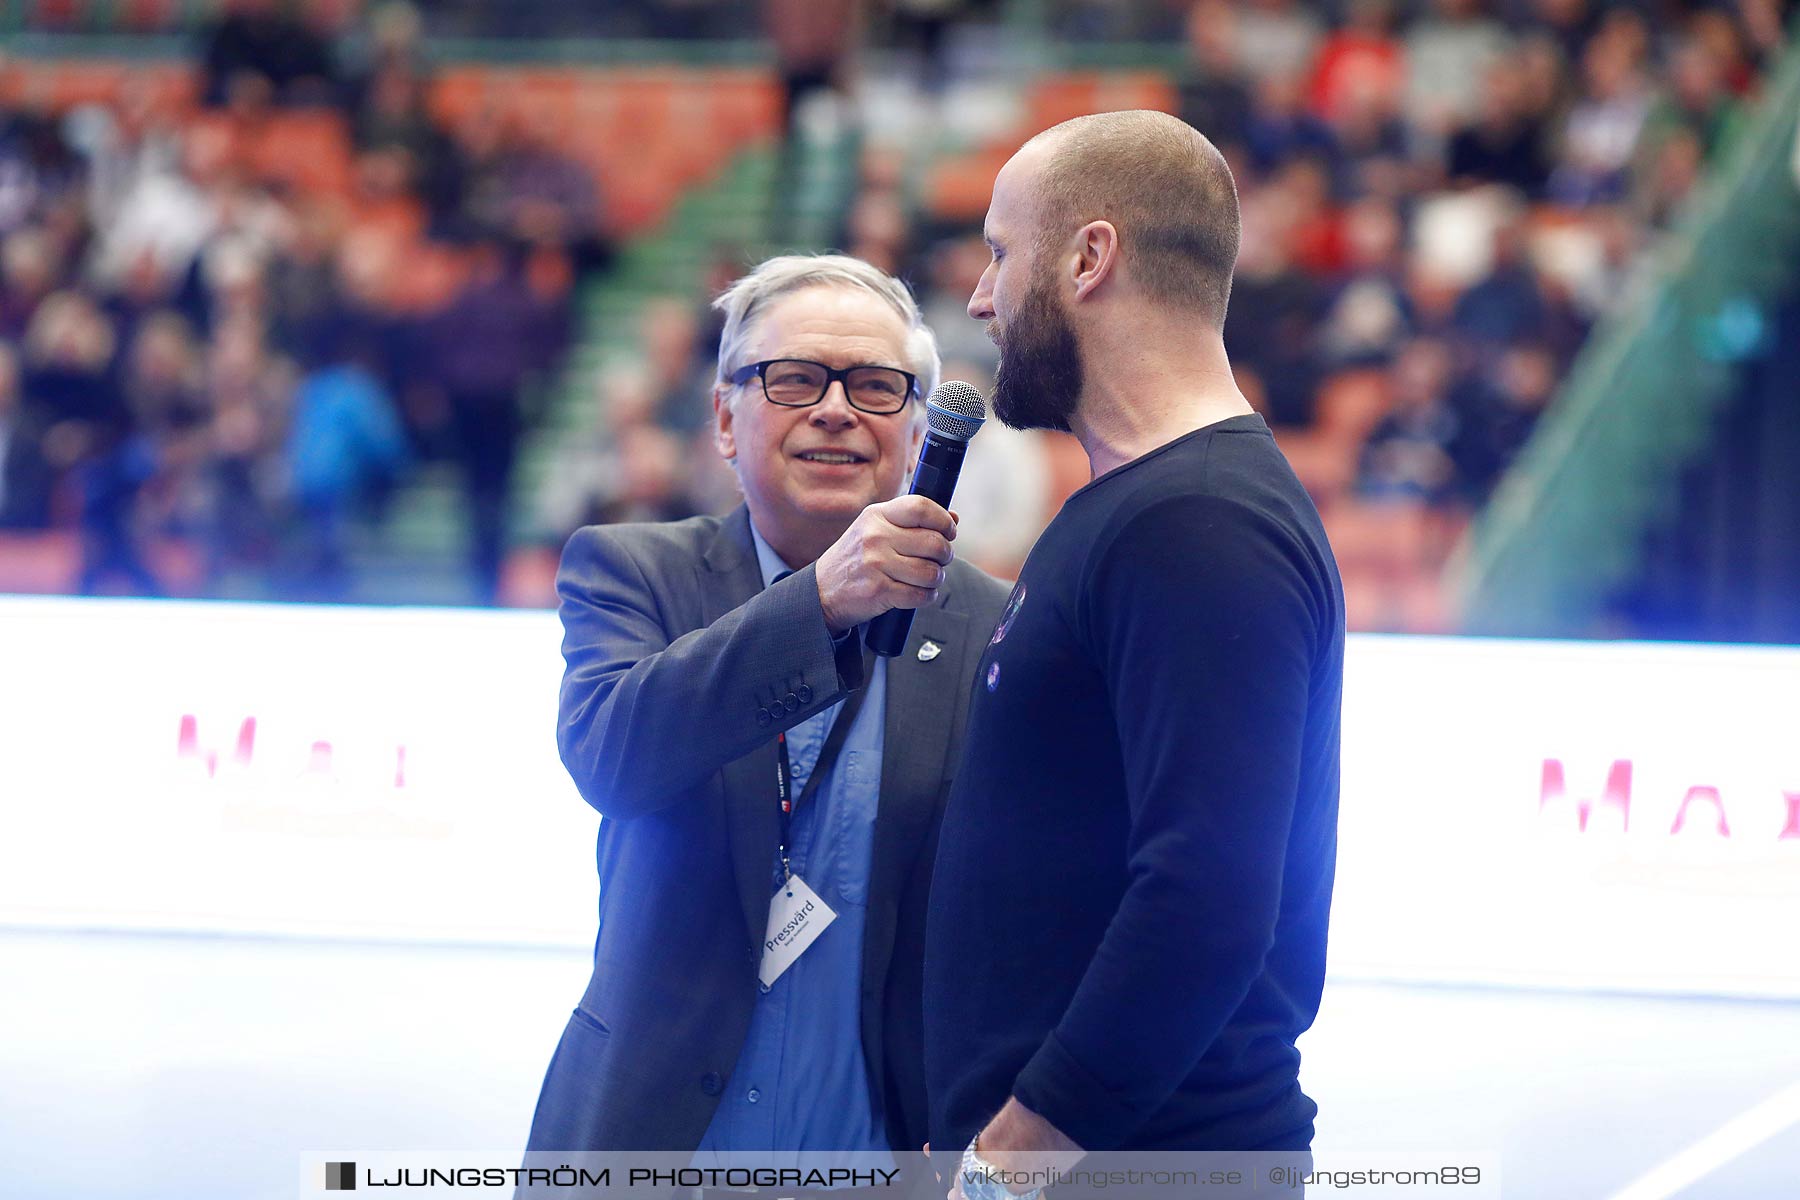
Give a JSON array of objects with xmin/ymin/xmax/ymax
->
[{"xmin": 525, "ymin": 505, "xmax": 1010, "ymax": 1152}]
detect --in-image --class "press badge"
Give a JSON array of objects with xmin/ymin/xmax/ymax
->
[{"xmin": 759, "ymin": 875, "xmax": 837, "ymax": 988}]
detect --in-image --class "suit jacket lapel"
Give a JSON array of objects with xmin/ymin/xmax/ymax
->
[
  {"xmin": 701, "ymin": 507, "xmax": 783, "ymax": 947},
  {"xmin": 860, "ymin": 597, "xmax": 968, "ymax": 1103}
]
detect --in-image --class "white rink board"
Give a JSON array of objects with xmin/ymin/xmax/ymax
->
[{"xmin": 1, "ymin": 598, "xmax": 1795, "ymax": 995}]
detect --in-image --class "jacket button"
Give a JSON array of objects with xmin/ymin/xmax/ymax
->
[
  {"xmin": 783, "ymin": 692, "xmax": 800, "ymax": 713},
  {"xmin": 796, "ymin": 685, "xmax": 812, "ymax": 705},
  {"xmin": 701, "ymin": 1072, "xmax": 723, "ymax": 1096},
  {"xmin": 755, "ymin": 708, "xmax": 770, "ymax": 727}
]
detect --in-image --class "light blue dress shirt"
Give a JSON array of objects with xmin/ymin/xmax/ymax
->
[{"xmin": 693, "ymin": 522, "xmax": 890, "ymax": 1161}]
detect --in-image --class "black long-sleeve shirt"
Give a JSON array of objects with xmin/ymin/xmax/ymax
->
[{"xmin": 924, "ymin": 413, "xmax": 1344, "ymax": 1152}]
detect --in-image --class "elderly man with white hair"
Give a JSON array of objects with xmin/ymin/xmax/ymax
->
[{"xmin": 523, "ymin": 255, "xmax": 1009, "ymax": 1158}]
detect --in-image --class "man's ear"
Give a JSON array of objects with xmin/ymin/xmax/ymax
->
[
  {"xmin": 907, "ymin": 401, "xmax": 927, "ymax": 461},
  {"xmin": 1071, "ymin": 220, "xmax": 1120, "ymax": 302},
  {"xmin": 713, "ymin": 383, "xmax": 736, "ymax": 462}
]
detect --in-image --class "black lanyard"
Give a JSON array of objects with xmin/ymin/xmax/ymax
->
[{"xmin": 774, "ymin": 660, "xmax": 873, "ymax": 888}]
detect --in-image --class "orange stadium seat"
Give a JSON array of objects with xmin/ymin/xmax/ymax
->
[
  {"xmin": 35, "ymin": 60, "xmax": 134, "ymax": 109},
  {"xmin": 186, "ymin": 107, "xmax": 353, "ymax": 198},
  {"xmin": 348, "ymin": 193, "xmax": 427, "ymax": 245},
  {"xmin": 601, "ymin": 150, "xmax": 686, "ymax": 235},
  {"xmin": 928, "ymin": 72, "xmax": 1178, "ymax": 219},
  {"xmin": 927, "ymin": 145, "xmax": 1012, "ymax": 222},
  {"xmin": 708, "ymin": 72, "xmax": 781, "ymax": 142},
  {"xmin": 421, "ymin": 66, "xmax": 781, "ymax": 234},
  {"xmin": 254, "ymin": 111, "xmax": 354, "ymax": 197},
  {"xmin": 507, "ymin": 68, "xmax": 580, "ymax": 132},
  {"xmin": 387, "ymin": 240, "xmax": 471, "ymax": 314},
  {"xmin": 428, "ymin": 67, "xmax": 492, "ymax": 130},
  {"xmin": 611, "ymin": 72, "xmax": 676, "ymax": 136},
  {"xmin": 1026, "ymin": 71, "xmax": 1175, "ymax": 137}
]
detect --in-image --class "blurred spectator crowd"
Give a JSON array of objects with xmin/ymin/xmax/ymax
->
[
  {"xmin": 836, "ymin": 0, "xmax": 1789, "ymax": 626},
  {"xmin": 1, "ymin": 0, "xmax": 1793, "ymax": 624},
  {"xmin": 1, "ymin": 0, "xmax": 595, "ymax": 602}
]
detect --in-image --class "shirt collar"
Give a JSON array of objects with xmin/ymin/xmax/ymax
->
[{"xmin": 746, "ymin": 517, "xmax": 797, "ymax": 589}]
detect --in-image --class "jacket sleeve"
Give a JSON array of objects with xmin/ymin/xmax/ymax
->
[{"xmin": 555, "ymin": 524, "xmax": 865, "ymax": 820}]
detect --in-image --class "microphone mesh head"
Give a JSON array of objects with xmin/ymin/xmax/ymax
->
[{"xmin": 925, "ymin": 380, "xmax": 987, "ymax": 443}]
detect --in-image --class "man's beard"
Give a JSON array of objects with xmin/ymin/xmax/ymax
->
[{"xmin": 991, "ymin": 269, "xmax": 1083, "ymax": 433}]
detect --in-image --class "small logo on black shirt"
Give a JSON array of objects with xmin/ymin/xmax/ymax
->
[{"xmin": 990, "ymin": 583, "xmax": 1027, "ymax": 647}]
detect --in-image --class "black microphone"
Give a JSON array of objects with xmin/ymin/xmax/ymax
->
[{"xmin": 866, "ymin": 380, "xmax": 988, "ymax": 658}]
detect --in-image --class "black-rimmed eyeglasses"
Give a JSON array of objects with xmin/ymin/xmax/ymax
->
[{"xmin": 727, "ymin": 358, "xmax": 918, "ymax": 415}]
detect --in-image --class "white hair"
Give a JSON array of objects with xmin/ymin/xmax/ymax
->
[{"xmin": 712, "ymin": 254, "xmax": 942, "ymax": 408}]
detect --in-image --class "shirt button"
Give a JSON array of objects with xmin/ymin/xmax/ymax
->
[
  {"xmin": 701, "ymin": 1072, "xmax": 723, "ymax": 1096},
  {"xmin": 758, "ymin": 981, "xmax": 771, "ymax": 994},
  {"xmin": 747, "ymin": 1088, "xmax": 761, "ymax": 1104}
]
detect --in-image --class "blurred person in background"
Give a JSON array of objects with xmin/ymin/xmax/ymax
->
[
  {"xmin": 1235, "ymin": 0, "xmax": 1323, "ymax": 84},
  {"xmin": 1316, "ymin": 196, "xmax": 1414, "ymax": 368},
  {"xmin": 1451, "ymin": 340, "xmax": 1559, "ymax": 503},
  {"xmin": 461, "ymin": 107, "xmax": 609, "ymax": 276},
  {"xmin": 581, "ymin": 422, "xmax": 700, "ymax": 527},
  {"xmin": 928, "ymin": 111, "xmax": 1343, "ymax": 1171},
  {"xmin": 0, "ymin": 340, "xmax": 53, "ymax": 530},
  {"xmin": 281, "ymin": 324, "xmax": 408, "ymax": 601},
  {"xmin": 1527, "ymin": 0, "xmax": 1598, "ymax": 63},
  {"xmin": 1177, "ymin": 1, "xmax": 1255, "ymax": 157},
  {"xmin": 351, "ymin": 62, "xmax": 464, "ymax": 234},
  {"xmin": 21, "ymin": 290, "xmax": 124, "ymax": 515},
  {"xmin": 524, "ymin": 253, "xmax": 1008, "ymax": 1156},
  {"xmin": 70, "ymin": 309, "xmax": 208, "ymax": 595},
  {"xmin": 265, "ymin": 201, "xmax": 345, "ymax": 368},
  {"xmin": 0, "ymin": 87, "xmax": 86, "ymax": 237},
  {"xmin": 1548, "ymin": 11, "xmax": 1653, "ymax": 206},
  {"xmin": 1403, "ymin": 0, "xmax": 1511, "ymax": 143},
  {"xmin": 1450, "ymin": 207, "xmax": 1558, "ymax": 360},
  {"xmin": 923, "ymin": 357, "xmax": 1047, "ymax": 581},
  {"xmin": 1445, "ymin": 57, "xmax": 1553, "ymax": 196},
  {"xmin": 537, "ymin": 363, "xmax": 654, "ymax": 544},
  {"xmin": 420, "ymin": 235, "xmax": 566, "ymax": 604},
  {"xmin": 764, "ymin": 0, "xmax": 860, "ymax": 244},
  {"xmin": 1309, "ymin": 0, "xmax": 1404, "ymax": 127},
  {"xmin": 202, "ymin": 315, "xmax": 293, "ymax": 589},
  {"xmin": 843, "ymin": 187, "xmax": 910, "ymax": 277},
  {"xmin": 1639, "ymin": 30, "xmax": 1738, "ymax": 163},
  {"xmin": 340, "ymin": 1, "xmax": 432, "ymax": 113},
  {"xmin": 1225, "ymin": 184, "xmax": 1323, "ymax": 428},
  {"xmin": 1244, "ymin": 70, "xmax": 1339, "ymax": 177},
  {"xmin": 919, "ymin": 235, "xmax": 999, "ymax": 375},
  {"xmin": 1, "ymin": 230, "xmax": 62, "ymax": 342},
  {"xmin": 199, "ymin": 0, "xmax": 339, "ymax": 108},
  {"xmin": 1328, "ymin": 68, "xmax": 1417, "ymax": 202},
  {"xmin": 636, "ymin": 296, "xmax": 716, "ymax": 435},
  {"xmin": 125, "ymin": 312, "xmax": 215, "ymax": 551},
  {"xmin": 1355, "ymin": 335, "xmax": 1460, "ymax": 505}
]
